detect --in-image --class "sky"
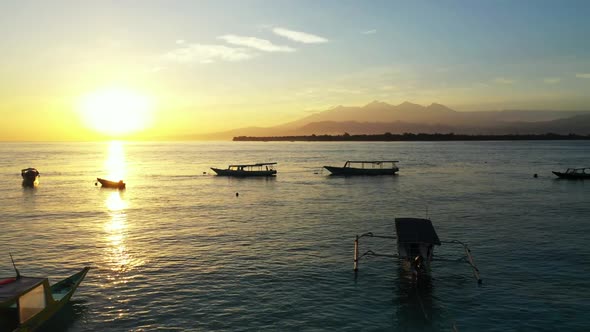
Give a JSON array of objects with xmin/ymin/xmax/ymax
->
[{"xmin": 1, "ymin": 0, "xmax": 590, "ymax": 140}]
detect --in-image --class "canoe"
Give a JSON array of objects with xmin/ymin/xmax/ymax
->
[
  {"xmin": 211, "ymin": 162, "xmax": 277, "ymax": 177},
  {"xmin": 0, "ymin": 267, "xmax": 90, "ymax": 332},
  {"xmin": 552, "ymin": 168, "xmax": 590, "ymax": 180},
  {"xmin": 210, "ymin": 167, "xmax": 277, "ymax": 177},
  {"xmin": 97, "ymin": 178, "xmax": 126, "ymax": 189},
  {"xmin": 324, "ymin": 160, "xmax": 399, "ymax": 176}
]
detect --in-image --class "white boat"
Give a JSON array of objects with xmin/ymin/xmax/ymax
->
[
  {"xmin": 211, "ymin": 162, "xmax": 277, "ymax": 177},
  {"xmin": 324, "ymin": 161, "xmax": 399, "ymax": 176}
]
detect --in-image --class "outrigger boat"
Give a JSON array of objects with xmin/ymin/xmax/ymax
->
[
  {"xmin": 552, "ymin": 168, "xmax": 590, "ymax": 180},
  {"xmin": 211, "ymin": 162, "xmax": 277, "ymax": 177},
  {"xmin": 353, "ymin": 218, "xmax": 482, "ymax": 284},
  {"xmin": 96, "ymin": 178, "xmax": 126, "ymax": 189},
  {"xmin": 21, "ymin": 168, "xmax": 40, "ymax": 187},
  {"xmin": 324, "ymin": 160, "xmax": 399, "ymax": 176},
  {"xmin": 0, "ymin": 255, "xmax": 90, "ymax": 332}
]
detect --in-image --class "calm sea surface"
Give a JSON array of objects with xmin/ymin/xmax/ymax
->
[{"xmin": 1, "ymin": 141, "xmax": 589, "ymax": 331}]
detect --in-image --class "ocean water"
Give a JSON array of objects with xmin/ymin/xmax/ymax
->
[{"xmin": 0, "ymin": 141, "xmax": 589, "ymax": 331}]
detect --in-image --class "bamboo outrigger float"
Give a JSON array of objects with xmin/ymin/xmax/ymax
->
[{"xmin": 353, "ymin": 218, "xmax": 482, "ymax": 284}]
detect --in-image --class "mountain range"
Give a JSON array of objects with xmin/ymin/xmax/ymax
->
[{"xmin": 190, "ymin": 101, "xmax": 590, "ymax": 139}]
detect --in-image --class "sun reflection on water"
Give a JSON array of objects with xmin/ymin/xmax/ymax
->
[
  {"xmin": 102, "ymin": 143, "xmax": 144, "ymax": 277},
  {"xmin": 105, "ymin": 140, "xmax": 126, "ymax": 181}
]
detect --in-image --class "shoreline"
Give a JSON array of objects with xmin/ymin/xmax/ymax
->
[{"xmin": 233, "ymin": 133, "xmax": 590, "ymax": 142}]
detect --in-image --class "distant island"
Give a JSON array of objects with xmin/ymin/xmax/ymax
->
[
  {"xmin": 234, "ymin": 133, "xmax": 590, "ymax": 141},
  {"xmin": 191, "ymin": 101, "xmax": 590, "ymax": 140}
]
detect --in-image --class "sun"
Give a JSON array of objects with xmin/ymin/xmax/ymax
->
[{"xmin": 79, "ymin": 87, "xmax": 154, "ymax": 136}]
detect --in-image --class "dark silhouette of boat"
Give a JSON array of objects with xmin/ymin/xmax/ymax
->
[
  {"xmin": 211, "ymin": 162, "xmax": 277, "ymax": 177},
  {"xmin": 324, "ymin": 160, "xmax": 399, "ymax": 176},
  {"xmin": 552, "ymin": 168, "xmax": 590, "ymax": 179},
  {"xmin": 21, "ymin": 168, "xmax": 40, "ymax": 187},
  {"xmin": 97, "ymin": 178, "xmax": 126, "ymax": 189},
  {"xmin": 0, "ymin": 255, "xmax": 90, "ymax": 331},
  {"xmin": 354, "ymin": 218, "xmax": 481, "ymax": 284}
]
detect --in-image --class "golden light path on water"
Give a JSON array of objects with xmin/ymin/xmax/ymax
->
[
  {"xmin": 104, "ymin": 140, "xmax": 126, "ymax": 181},
  {"xmin": 102, "ymin": 141, "xmax": 144, "ymax": 277}
]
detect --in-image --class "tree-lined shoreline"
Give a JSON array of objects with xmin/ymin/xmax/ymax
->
[{"xmin": 233, "ymin": 133, "xmax": 590, "ymax": 141}]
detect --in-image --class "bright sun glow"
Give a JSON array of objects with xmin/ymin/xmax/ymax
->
[{"xmin": 79, "ymin": 88, "xmax": 154, "ymax": 136}]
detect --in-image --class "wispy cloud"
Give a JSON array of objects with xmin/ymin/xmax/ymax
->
[
  {"xmin": 380, "ymin": 85, "xmax": 398, "ymax": 91},
  {"xmin": 175, "ymin": 39, "xmax": 185, "ymax": 44},
  {"xmin": 543, "ymin": 77, "xmax": 561, "ymax": 84},
  {"xmin": 218, "ymin": 34, "xmax": 295, "ymax": 52},
  {"xmin": 272, "ymin": 27, "xmax": 328, "ymax": 44},
  {"xmin": 362, "ymin": 29, "xmax": 377, "ymax": 35},
  {"xmin": 575, "ymin": 73, "xmax": 590, "ymax": 79},
  {"xmin": 493, "ymin": 77, "xmax": 515, "ymax": 85},
  {"xmin": 162, "ymin": 44, "xmax": 254, "ymax": 64}
]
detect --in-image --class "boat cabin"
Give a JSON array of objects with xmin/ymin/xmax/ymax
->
[
  {"xmin": 0, "ymin": 276, "xmax": 52, "ymax": 330},
  {"xmin": 565, "ymin": 168, "xmax": 589, "ymax": 175},
  {"xmin": 344, "ymin": 160, "xmax": 398, "ymax": 169},
  {"xmin": 395, "ymin": 218, "xmax": 441, "ymax": 262},
  {"xmin": 227, "ymin": 162, "xmax": 277, "ymax": 171}
]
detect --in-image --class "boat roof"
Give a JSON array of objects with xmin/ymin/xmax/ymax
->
[
  {"xmin": 0, "ymin": 277, "xmax": 45, "ymax": 306},
  {"xmin": 228, "ymin": 162, "xmax": 277, "ymax": 167},
  {"xmin": 395, "ymin": 218, "xmax": 441, "ymax": 245},
  {"xmin": 346, "ymin": 160, "xmax": 399, "ymax": 163}
]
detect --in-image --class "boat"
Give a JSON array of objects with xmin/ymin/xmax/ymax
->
[
  {"xmin": 353, "ymin": 218, "xmax": 481, "ymax": 284},
  {"xmin": 0, "ymin": 255, "xmax": 90, "ymax": 332},
  {"xmin": 324, "ymin": 160, "xmax": 399, "ymax": 176},
  {"xmin": 97, "ymin": 178, "xmax": 126, "ymax": 189},
  {"xmin": 21, "ymin": 168, "xmax": 40, "ymax": 187},
  {"xmin": 211, "ymin": 162, "xmax": 277, "ymax": 177},
  {"xmin": 552, "ymin": 168, "xmax": 590, "ymax": 179}
]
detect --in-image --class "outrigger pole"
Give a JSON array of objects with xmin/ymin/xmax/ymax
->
[
  {"xmin": 353, "ymin": 233, "xmax": 482, "ymax": 284},
  {"xmin": 354, "ymin": 232, "xmax": 398, "ymax": 272},
  {"xmin": 9, "ymin": 252, "xmax": 21, "ymax": 279},
  {"xmin": 440, "ymin": 240, "xmax": 482, "ymax": 284}
]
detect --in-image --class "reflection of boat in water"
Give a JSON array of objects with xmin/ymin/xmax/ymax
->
[
  {"xmin": 0, "ymin": 255, "xmax": 90, "ymax": 332},
  {"xmin": 211, "ymin": 162, "xmax": 277, "ymax": 177},
  {"xmin": 324, "ymin": 160, "xmax": 399, "ymax": 176},
  {"xmin": 97, "ymin": 178, "xmax": 126, "ymax": 189},
  {"xmin": 354, "ymin": 218, "xmax": 481, "ymax": 284},
  {"xmin": 21, "ymin": 168, "xmax": 40, "ymax": 187},
  {"xmin": 552, "ymin": 168, "xmax": 590, "ymax": 179}
]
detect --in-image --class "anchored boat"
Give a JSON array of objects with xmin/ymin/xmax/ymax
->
[
  {"xmin": 324, "ymin": 160, "xmax": 399, "ymax": 176},
  {"xmin": 211, "ymin": 162, "xmax": 277, "ymax": 177},
  {"xmin": 21, "ymin": 168, "xmax": 40, "ymax": 187},
  {"xmin": 96, "ymin": 178, "xmax": 126, "ymax": 189},
  {"xmin": 353, "ymin": 218, "xmax": 481, "ymax": 284},
  {"xmin": 552, "ymin": 168, "xmax": 590, "ymax": 179},
  {"xmin": 0, "ymin": 255, "xmax": 90, "ymax": 331}
]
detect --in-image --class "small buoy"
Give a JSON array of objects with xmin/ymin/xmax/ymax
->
[
  {"xmin": 533, "ymin": 173, "xmax": 538, "ymax": 178},
  {"xmin": 236, "ymin": 192, "xmax": 239, "ymax": 197}
]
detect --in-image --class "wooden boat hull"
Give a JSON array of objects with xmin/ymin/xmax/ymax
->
[
  {"xmin": 97, "ymin": 178, "xmax": 126, "ymax": 189},
  {"xmin": 552, "ymin": 171, "xmax": 590, "ymax": 179},
  {"xmin": 324, "ymin": 166, "xmax": 398, "ymax": 176},
  {"xmin": 10, "ymin": 267, "xmax": 90, "ymax": 332},
  {"xmin": 211, "ymin": 167, "xmax": 277, "ymax": 177}
]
